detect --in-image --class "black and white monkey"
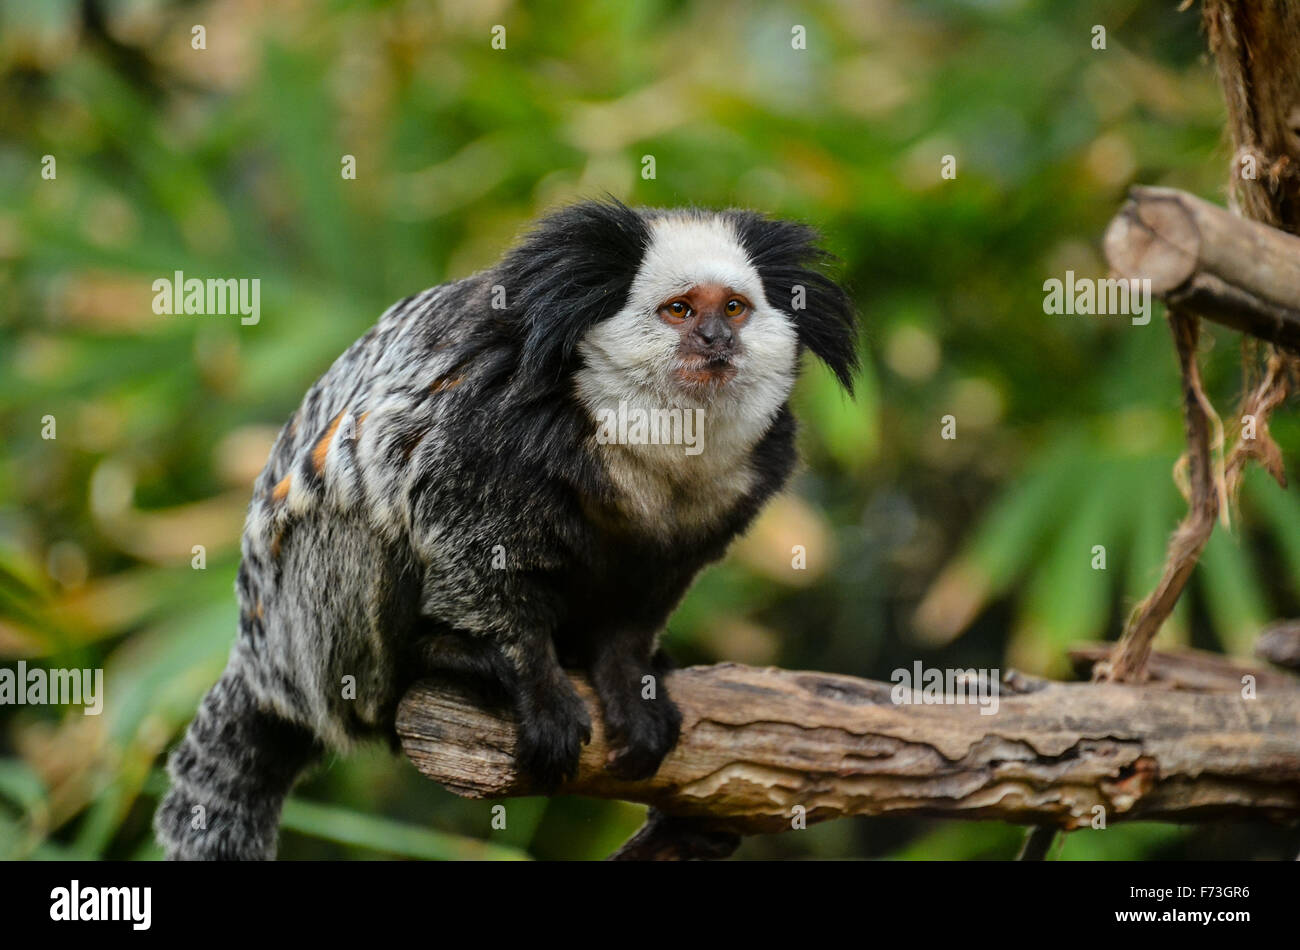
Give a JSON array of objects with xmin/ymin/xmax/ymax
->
[{"xmin": 154, "ymin": 200, "xmax": 858, "ymax": 860}]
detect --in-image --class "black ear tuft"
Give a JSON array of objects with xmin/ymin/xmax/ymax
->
[
  {"xmin": 494, "ymin": 198, "xmax": 650, "ymax": 388},
  {"xmin": 728, "ymin": 212, "xmax": 859, "ymax": 394}
]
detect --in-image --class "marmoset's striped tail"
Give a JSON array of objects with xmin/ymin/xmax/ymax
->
[{"xmin": 154, "ymin": 664, "xmax": 321, "ymax": 860}]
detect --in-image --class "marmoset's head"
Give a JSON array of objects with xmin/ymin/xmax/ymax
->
[{"xmin": 497, "ymin": 200, "xmax": 857, "ymax": 430}]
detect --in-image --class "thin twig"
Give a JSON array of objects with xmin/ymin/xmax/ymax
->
[{"xmin": 1098, "ymin": 309, "xmax": 1220, "ymax": 683}]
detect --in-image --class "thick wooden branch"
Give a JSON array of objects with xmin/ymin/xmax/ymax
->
[
  {"xmin": 1103, "ymin": 186, "xmax": 1300, "ymax": 351},
  {"xmin": 397, "ymin": 662, "xmax": 1300, "ymax": 835}
]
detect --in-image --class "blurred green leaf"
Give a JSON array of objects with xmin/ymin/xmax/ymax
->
[
  {"xmin": 1198, "ymin": 526, "xmax": 1269, "ymax": 657},
  {"xmin": 279, "ymin": 798, "xmax": 531, "ymax": 861}
]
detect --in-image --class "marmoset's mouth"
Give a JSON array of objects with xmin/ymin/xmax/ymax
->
[{"xmin": 675, "ymin": 355, "xmax": 737, "ymax": 389}]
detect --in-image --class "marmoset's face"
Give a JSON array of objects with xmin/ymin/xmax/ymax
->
[
  {"xmin": 654, "ymin": 282, "xmax": 750, "ymax": 390},
  {"xmin": 574, "ymin": 213, "xmax": 799, "ymax": 415}
]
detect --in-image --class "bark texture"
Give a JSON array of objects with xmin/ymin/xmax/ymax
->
[{"xmin": 397, "ymin": 663, "xmax": 1300, "ymax": 834}]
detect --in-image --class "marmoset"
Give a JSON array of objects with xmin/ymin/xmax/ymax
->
[{"xmin": 155, "ymin": 200, "xmax": 857, "ymax": 860}]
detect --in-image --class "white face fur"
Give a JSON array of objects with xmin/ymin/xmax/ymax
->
[
  {"xmin": 573, "ymin": 213, "xmax": 800, "ymax": 531},
  {"xmin": 575, "ymin": 214, "xmax": 798, "ymax": 449}
]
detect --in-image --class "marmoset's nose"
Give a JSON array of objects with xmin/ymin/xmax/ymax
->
[{"xmin": 694, "ymin": 314, "xmax": 734, "ymax": 347}]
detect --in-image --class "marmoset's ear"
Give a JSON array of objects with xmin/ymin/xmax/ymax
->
[
  {"xmin": 727, "ymin": 212, "xmax": 859, "ymax": 394},
  {"xmin": 495, "ymin": 198, "xmax": 651, "ymax": 386}
]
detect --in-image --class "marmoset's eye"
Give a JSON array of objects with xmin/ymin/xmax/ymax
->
[
  {"xmin": 663, "ymin": 300, "xmax": 691, "ymax": 319},
  {"xmin": 725, "ymin": 299, "xmax": 747, "ymax": 318}
]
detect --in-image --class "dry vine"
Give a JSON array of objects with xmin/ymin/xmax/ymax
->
[{"xmin": 1096, "ymin": 0, "xmax": 1300, "ymax": 683}]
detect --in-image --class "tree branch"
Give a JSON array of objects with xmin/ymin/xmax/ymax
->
[
  {"xmin": 1103, "ymin": 186, "xmax": 1300, "ymax": 351},
  {"xmin": 397, "ymin": 662, "xmax": 1300, "ymax": 836}
]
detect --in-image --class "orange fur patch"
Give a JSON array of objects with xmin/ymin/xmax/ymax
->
[
  {"xmin": 272, "ymin": 474, "xmax": 292, "ymax": 501},
  {"xmin": 431, "ymin": 374, "xmax": 465, "ymax": 393},
  {"xmin": 311, "ymin": 411, "xmax": 346, "ymax": 473}
]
